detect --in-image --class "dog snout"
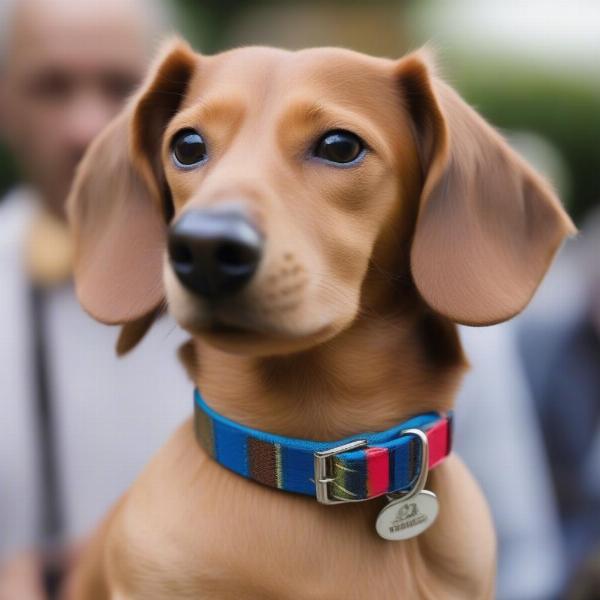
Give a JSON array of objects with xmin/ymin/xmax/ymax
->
[{"xmin": 168, "ymin": 209, "xmax": 263, "ymax": 299}]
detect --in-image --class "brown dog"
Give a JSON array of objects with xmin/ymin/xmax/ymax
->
[{"xmin": 66, "ymin": 39, "xmax": 574, "ymax": 599}]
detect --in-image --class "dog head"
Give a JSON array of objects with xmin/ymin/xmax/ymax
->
[{"xmin": 68, "ymin": 39, "xmax": 575, "ymax": 356}]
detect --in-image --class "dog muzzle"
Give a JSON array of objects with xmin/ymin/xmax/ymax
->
[{"xmin": 194, "ymin": 389, "xmax": 452, "ymax": 540}]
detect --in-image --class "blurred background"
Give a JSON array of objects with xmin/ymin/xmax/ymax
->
[
  {"xmin": 2, "ymin": 0, "xmax": 599, "ymax": 222},
  {"xmin": 0, "ymin": 1, "xmax": 598, "ymax": 599}
]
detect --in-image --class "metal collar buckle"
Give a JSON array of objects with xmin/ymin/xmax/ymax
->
[
  {"xmin": 314, "ymin": 439, "xmax": 369, "ymax": 505},
  {"xmin": 313, "ymin": 428, "xmax": 430, "ymax": 506}
]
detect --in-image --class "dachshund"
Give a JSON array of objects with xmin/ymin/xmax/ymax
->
[{"xmin": 66, "ymin": 39, "xmax": 574, "ymax": 599}]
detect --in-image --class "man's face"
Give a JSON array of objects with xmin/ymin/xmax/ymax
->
[{"xmin": 0, "ymin": 0, "xmax": 151, "ymax": 216}]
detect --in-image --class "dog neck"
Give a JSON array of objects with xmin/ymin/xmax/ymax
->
[{"xmin": 189, "ymin": 302, "xmax": 466, "ymax": 441}]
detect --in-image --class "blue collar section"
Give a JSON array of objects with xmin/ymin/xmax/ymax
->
[{"xmin": 193, "ymin": 389, "xmax": 452, "ymax": 504}]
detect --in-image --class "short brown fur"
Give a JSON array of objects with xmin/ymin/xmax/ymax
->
[{"xmin": 66, "ymin": 39, "xmax": 574, "ymax": 599}]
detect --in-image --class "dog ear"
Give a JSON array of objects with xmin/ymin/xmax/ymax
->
[
  {"xmin": 116, "ymin": 308, "xmax": 165, "ymax": 356},
  {"xmin": 396, "ymin": 52, "xmax": 576, "ymax": 326},
  {"xmin": 67, "ymin": 38, "xmax": 197, "ymax": 329}
]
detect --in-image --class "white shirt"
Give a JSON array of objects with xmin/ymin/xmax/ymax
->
[{"xmin": 0, "ymin": 188, "xmax": 191, "ymax": 556}]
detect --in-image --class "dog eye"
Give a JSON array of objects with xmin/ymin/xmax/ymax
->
[
  {"xmin": 314, "ymin": 130, "xmax": 364, "ymax": 164},
  {"xmin": 171, "ymin": 129, "xmax": 207, "ymax": 169}
]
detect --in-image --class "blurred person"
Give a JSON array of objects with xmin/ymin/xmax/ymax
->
[
  {"xmin": 519, "ymin": 207, "xmax": 600, "ymax": 585},
  {"xmin": 456, "ymin": 324, "xmax": 566, "ymax": 600},
  {"xmin": 0, "ymin": 0, "xmax": 191, "ymax": 597}
]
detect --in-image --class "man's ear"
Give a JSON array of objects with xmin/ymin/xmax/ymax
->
[
  {"xmin": 397, "ymin": 52, "xmax": 576, "ymax": 326},
  {"xmin": 67, "ymin": 38, "xmax": 197, "ymax": 331}
]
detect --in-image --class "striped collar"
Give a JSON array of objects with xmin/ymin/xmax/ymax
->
[{"xmin": 194, "ymin": 389, "xmax": 452, "ymax": 505}]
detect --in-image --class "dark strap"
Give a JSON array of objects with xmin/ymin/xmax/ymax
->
[{"xmin": 28, "ymin": 285, "xmax": 64, "ymax": 597}]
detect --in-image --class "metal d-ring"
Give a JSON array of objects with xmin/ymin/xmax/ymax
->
[{"xmin": 386, "ymin": 428, "xmax": 430, "ymax": 503}]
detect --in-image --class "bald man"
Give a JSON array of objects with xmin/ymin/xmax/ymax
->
[{"xmin": 0, "ymin": 1, "xmax": 191, "ymax": 597}]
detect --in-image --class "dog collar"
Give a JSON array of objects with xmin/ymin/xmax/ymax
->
[{"xmin": 194, "ymin": 389, "xmax": 452, "ymax": 505}]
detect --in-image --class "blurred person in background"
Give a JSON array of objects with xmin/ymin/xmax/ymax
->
[
  {"xmin": 455, "ymin": 325, "xmax": 566, "ymax": 600},
  {"xmin": 520, "ymin": 208, "xmax": 600, "ymax": 590},
  {"xmin": 0, "ymin": 0, "xmax": 191, "ymax": 597}
]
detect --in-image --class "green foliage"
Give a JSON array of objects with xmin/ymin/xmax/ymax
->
[{"xmin": 451, "ymin": 63, "xmax": 600, "ymax": 223}]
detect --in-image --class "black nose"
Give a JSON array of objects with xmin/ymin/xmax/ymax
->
[{"xmin": 168, "ymin": 209, "xmax": 263, "ymax": 299}]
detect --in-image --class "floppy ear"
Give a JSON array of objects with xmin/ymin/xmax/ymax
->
[
  {"xmin": 397, "ymin": 52, "xmax": 576, "ymax": 326},
  {"xmin": 68, "ymin": 38, "xmax": 197, "ymax": 329}
]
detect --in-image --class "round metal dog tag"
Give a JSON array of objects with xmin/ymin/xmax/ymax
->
[{"xmin": 375, "ymin": 490, "xmax": 439, "ymax": 541}]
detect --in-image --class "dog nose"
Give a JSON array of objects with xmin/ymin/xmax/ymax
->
[{"xmin": 168, "ymin": 209, "xmax": 263, "ymax": 299}]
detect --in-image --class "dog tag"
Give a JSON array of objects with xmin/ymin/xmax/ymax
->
[{"xmin": 375, "ymin": 490, "xmax": 439, "ymax": 541}]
